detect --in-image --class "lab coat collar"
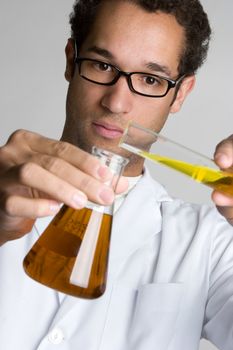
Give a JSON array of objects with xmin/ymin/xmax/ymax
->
[{"xmin": 108, "ymin": 167, "xmax": 172, "ymax": 277}]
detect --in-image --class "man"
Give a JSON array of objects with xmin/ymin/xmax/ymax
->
[{"xmin": 0, "ymin": 0, "xmax": 233, "ymax": 349}]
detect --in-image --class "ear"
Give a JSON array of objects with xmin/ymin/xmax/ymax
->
[
  {"xmin": 170, "ymin": 75, "xmax": 196, "ymax": 114},
  {"xmin": 64, "ymin": 38, "xmax": 76, "ymax": 82}
]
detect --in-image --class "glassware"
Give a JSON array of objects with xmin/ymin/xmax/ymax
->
[
  {"xmin": 23, "ymin": 147, "xmax": 128, "ymax": 299},
  {"xmin": 119, "ymin": 122, "xmax": 233, "ymax": 196}
]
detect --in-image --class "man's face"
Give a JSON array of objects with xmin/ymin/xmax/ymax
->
[{"xmin": 63, "ymin": 0, "xmax": 193, "ymax": 175}]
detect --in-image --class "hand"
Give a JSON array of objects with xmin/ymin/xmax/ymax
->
[
  {"xmin": 212, "ymin": 135, "xmax": 233, "ymax": 225},
  {"xmin": 0, "ymin": 129, "xmax": 128, "ymax": 244}
]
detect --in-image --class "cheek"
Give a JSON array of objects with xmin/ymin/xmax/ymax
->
[
  {"xmin": 66, "ymin": 82, "xmax": 97, "ymax": 124},
  {"xmin": 73, "ymin": 72, "xmax": 104, "ymax": 104},
  {"xmin": 135, "ymin": 99, "xmax": 171, "ymax": 132}
]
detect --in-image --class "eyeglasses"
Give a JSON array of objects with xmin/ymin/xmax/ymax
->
[{"xmin": 75, "ymin": 57, "xmax": 185, "ymax": 98}]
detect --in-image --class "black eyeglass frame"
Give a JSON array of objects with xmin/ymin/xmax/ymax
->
[{"xmin": 75, "ymin": 57, "xmax": 185, "ymax": 98}]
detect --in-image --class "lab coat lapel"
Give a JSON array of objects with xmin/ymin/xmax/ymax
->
[{"xmin": 108, "ymin": 169, "xmax": 172, "ymax": 277}]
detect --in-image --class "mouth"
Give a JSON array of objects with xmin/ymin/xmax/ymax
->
[{"xmin": 92, "ymin": 121, "xmax": 124, "ymax": 139}]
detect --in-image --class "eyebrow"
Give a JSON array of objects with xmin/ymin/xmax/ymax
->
[
  {"xmin": 87, "ymin": 46, "xmax": 114, "ymax": 59},
  {"xmin": 145, "ymin": 62, "xmax": 171, "ymax": 77},
  {"xmin": 86, "ymin": 45, "xmax": 171, "ymax": 76}
]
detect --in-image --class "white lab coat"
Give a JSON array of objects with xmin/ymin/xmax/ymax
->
[{"xmin": 0, "ymin": 169, "xmax": 233, "ymax": 350}]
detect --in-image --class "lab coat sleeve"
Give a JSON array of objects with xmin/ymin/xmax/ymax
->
[{"xmin": 202, "ymin": 215, "xmax": 233, "ymax": 350}]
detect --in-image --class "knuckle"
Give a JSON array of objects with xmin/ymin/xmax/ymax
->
[
  {"xmin": 0, "ymin": 146, "xmax": 8, "ymax": 162},
  {"xmin": 216, "ymin": 136, "xmax": 233, "ymax": 149},
  {"xmin": 42, "ymin": 156, "xmax": 62, "ymax": 173},
  {"xmin": 6, "ymin": 129, "xmax": 28, "ymax": 145},
  {"xmin": 76, "ymin": 151, "xmax": 100, "ymax": 175},
  {"xmin": 225, "ymin": 134, "xmax": 233, "ymax": 142},
  {"xmin": 81, "ymin": 154, "xmax": 94, "ymax": 170},
  {"xmin": 215, "ymin": 140, "xmax": 229, "ymax": 155},
  {"xmin": 52, "ymin": 141, "xmax": 71, "ymax": 158},
  {"xmin": 18, "ymin": 162, "xmax": 36, "ymax": 184},
  {"xmin": 28, "ymin": 200, "xmax": 44, "ymax": 217},
  {"xmin": 55, "ymin": 182, "xmax": 70, "ymax": 200},
  {"xmin": 4, "ymin": 196, "xmax": 17, "ymax": 216},
  {"xmin": 79, "ymin": 175, "xmax": 95, "ymax": 193}
]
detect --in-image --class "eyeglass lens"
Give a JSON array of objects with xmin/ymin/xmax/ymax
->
[{"xmin": 79, "ymin": 59, "xmax": 171, "ymax": 97}]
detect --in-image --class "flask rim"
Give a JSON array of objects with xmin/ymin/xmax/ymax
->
[{"xmin": 92, "ymin": 146, "xmax": 129, "ymax": 166}]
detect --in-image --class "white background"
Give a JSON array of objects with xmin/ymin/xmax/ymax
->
[{"xmin": 0, "ymin": 1, "xmax": 232, "ymax": 349}]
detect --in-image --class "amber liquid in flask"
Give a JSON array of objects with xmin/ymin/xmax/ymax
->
[{"xmin": 23, "ymin": 147, "xmax": 128, "ymax": 299}]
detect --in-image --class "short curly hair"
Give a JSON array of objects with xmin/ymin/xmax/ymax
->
[{"xmin": 69, "ymin": 0, "xmax": 211, "ymax": 76}]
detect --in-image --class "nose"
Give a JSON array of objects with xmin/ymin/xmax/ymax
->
[{"xmin": 100, "ymin": 76, "xmax": 134, "ymax": 114}]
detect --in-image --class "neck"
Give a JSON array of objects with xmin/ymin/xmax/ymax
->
[{"xmin": 123, "ymin": 158, "xmax": 144, "ymax": 177}]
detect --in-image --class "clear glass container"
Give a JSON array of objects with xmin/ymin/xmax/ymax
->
[
  {"xmin": 23, "ymin": 147, "xmax": 128, "ymax": 299},
  {"xmin": 119, "ymin": 121, "xmax": 233, "ymax": 196}
]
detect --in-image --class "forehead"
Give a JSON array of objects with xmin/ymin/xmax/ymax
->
[{"xmin": 80, "ymin": 0, "xmax": 185, "ymax": 75}]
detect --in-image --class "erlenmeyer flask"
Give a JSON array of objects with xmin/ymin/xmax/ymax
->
[{"xmin": 23, "ymin": 147, "xmax": 128, "ymax": 299}]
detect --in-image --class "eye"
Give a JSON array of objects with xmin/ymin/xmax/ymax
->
[
  {"xmin": 144, "ymin": 75, "xmax": 160, "ymax": 86},
  {"xmin": 95, "ymin": 62, "xmax": 112, "ymax": 72}
]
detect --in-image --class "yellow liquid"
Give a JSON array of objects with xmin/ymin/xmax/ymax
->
[
  {"xmin": 23, "ymin": 205, "xmax": 112, "ymax": 299},
  {"xmin": 140, "ymin": 150, "xmax": 233, "ymax": 196}
]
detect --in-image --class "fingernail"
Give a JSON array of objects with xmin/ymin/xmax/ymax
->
[
  {"xmin": 215, "ymin": 153, "xmax": 231, "ymax": 167},
  {"xmin": 99, "ymin": 187, "xmax": 114, "ymax": 204},
  {"xmin": 97, "ymin": 165, "xmax": 111, "ymax": 180},
  {"xmin": 72, "ymin": 193, "xmax": 87, "ymax": 208},
  {"xmin": 50, "ymin": 203, "xmax": 60, "ymax": 213}
]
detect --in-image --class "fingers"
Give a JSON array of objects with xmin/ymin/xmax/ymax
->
[
  {"xmin": 217, "ymin": 206, "xmax": 233, "ymax": 226},
  {"xmin": 29, "ymin": 152, "xmax": 128, "ymax": 199},
  {"xmin": 4, "ymin": 129, "xmax": 120, "ymax": 198},
  {"xmin": 113, "ymin": 176, "xmax": 129, "ymax": 194},
  {"xmin": 1, "ymin": 161, "xmax": 116, "ymax": 209},
  {"xmin": 212, "ymin": 190, "xmax": 233, "ymax": 225},
  {"xmin": 11, "ymin": 162, "xmax": 88, "ymax": 208},
  {"xmin": 214, "ymin": 135, "xmax": 233, "ymax": 170},
  {"xmin": 212, "ymin": 190, "xmax": 233, "ymax": 206},
  {"xmin": 0, "ymin": 130, "xmax": 129, "ymax": 243},
  {"xmin": 5, "ymin": 129, "xmax": 113, "ymax": 181},
  {"xmin": 33, "ymin": 153, "xmax": 115, "ymax": 200},
  {"xmin": 0, "ymin": 195, "xmax": 61, "ymax": 218},
  {"xmin": 212, "ymin": 136, "xmax": 233, "ymax": 225},
  {"xmin": 1, "ymin": 129, "xmax": 129, "ymax": 227},
  {"xmin": 214, "ymin": 205, "xmax": 233, "ymax": 226}
]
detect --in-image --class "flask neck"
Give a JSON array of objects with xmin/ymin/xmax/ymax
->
[{"xmin": 92, "ymin": 146, "xmax": 129, "ymax": 192}]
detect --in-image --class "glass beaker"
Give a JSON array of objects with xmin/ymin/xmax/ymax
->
[
  {"xmin": 119, "ymin": 121, "xmax": 233, "ymax": 196},
  {"xmin": 23, "ymin": 147, "xmax": 128, "ymax": 299}
]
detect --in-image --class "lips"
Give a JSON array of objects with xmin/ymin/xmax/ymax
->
[{"xmin": 92, "ymin": 121, "xmax": 124, "ymax": 139}]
